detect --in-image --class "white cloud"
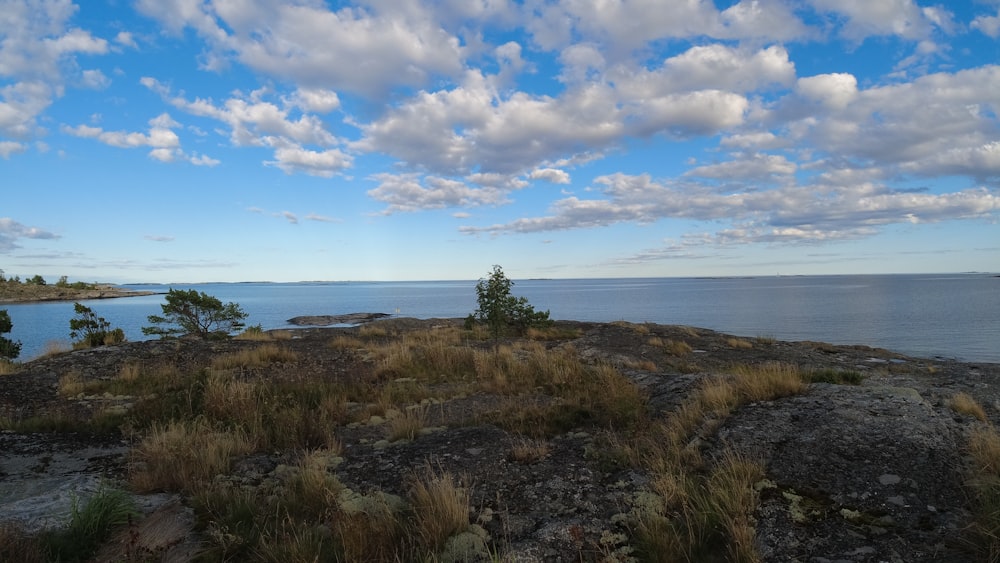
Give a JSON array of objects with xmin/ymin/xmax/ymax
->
[
  {"xmin": 304, "ymin": 213, "xmax": 338, "ymax": 223},
  {"xmin": 62, "ymin": 113, "xmax": 180, "ymax": 153},
  {"xmin": 189, "ymin": 153, "xmax": 220, "ymax": 167},
  {"xmin": 611, "ymin": 45, "xmax": 795, "ymax": 97},
  {"xmin": 280, "ymin": 211, "xmax": 298, "ymax": 224},
  {"xmin": 0, "ymin": 0, "xmax": 109, "ymax": 143},
  {"xmin": 79, "ymin": 69, "xmax": 109, "ymax": 89},
  {"xmin": 289, "ymin": 88, "xmax": 341, "ymax": 113},
  {"xmin": 144, "ymin": 235, "xmax": 175, "ymax": 242},
  {"xmin": 686, "ymin": 153, "xmax": 797, "ymax": 181},
  {"xmin": 136, "ymin": 1, "xmax": 464, "ymax": 97},
  {"xmin": 0, "ymin": 140, "xmax": 26, "ymax": 158},
  {"xmin": 0, "ymin": 217, "xmax": 60, "ymax": 252},
  {"xmin": 972, "ymin": 9, "xmax": 1000, "ymax": 38},
  {"xmin": 367, "ymin": 173, "xmax": 509, "ymax": 214},
  {"xmin": 530, "ymin": 168, "xmax": 571, "ymax": 184},
  {"xmin": 459, "ymin": 173, "xmax": 1000, "ymax": 244},
  {"xmin": 114, "ymin": 31, "xmax": 138, "ymax": 49},
  {"xmin": 808, "ymin": 0, "xmax": 936, "ymax": 40},
  {"xmin": 265, "ymin": 145, "xmax": 352, "ymax": 178},
  {"xmin": 796, "ymin": 73, "xmax": 858, "ymax": 110}
]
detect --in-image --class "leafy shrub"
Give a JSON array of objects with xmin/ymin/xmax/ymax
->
[
  {"xmin": 0, "ymin": 309, "xmax": 20, "ymax": 360},
  {"xmin": 69, "ymin": 303, "xmax": 126, "ymax": 348},
  {"xmin": 466, "ymin": 265, "xmax": 550, "ymax": 339}
]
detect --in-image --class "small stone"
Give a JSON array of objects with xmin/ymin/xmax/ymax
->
[
  {"xmin": 878, "ymin": 474, "xmax": 901, "ymax": 486},
  {"xmin": 465, "ymin": 448, "xmax": 483, "ymax": 456},
  {"xmin": 887, "ymin": 496, "xmax": 906, "ymax": 506}
]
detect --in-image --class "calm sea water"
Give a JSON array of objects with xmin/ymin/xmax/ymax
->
[{"xmin": 4, "ymin": 274, "xmax": 998, "ymax": 363}]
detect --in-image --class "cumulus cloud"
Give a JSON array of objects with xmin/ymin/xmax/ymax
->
[
  {"xmin": 0, "ymin": 0, "xmax": 109, "ymax": 142},
  {"xmin": 459, "ymin": 173, "xmax": 1000, "ymax": 245},
  {"xmin": 62, "ymin": 113, "xmax": 181, "ymax": 158},
  {"xmin": 808, "ymin": 0, "xmax": 939, "ymax": 41},
  {"xmin": 530, "ymin": 168, "xmax": 571, "ymax": 184},
  {"xmin": 796, "ymin": 73, "xmax": 858, "ymax": 109},
  {"xmin": 367, "ymin": 173, "xmax": 510, "ymax": 214},
  {"xmin": 135, "ymin": 0, "xmax": 464, "ymax": 97},
  {"xmin": 266, "ymin": 145, "xmax": 352, "ymax": 177},
  {"xmin": 972, "ymin": 9, "xmax": 1000, "ymax": 38},
  {"xmin": 0, "ymin": 217, "xmax": 59, "ymax": 252}
]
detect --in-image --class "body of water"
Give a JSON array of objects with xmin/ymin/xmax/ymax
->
[{"xmin": 4, "ymin": 273, "xmax": 998, "ymax": 363}]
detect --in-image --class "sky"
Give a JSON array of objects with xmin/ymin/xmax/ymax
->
[{"xmin": 1, "ymin": 0, "xmax": 999, "ymax": 283}]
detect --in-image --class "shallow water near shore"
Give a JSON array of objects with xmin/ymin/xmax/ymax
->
[{"xmin": 5, "ymin": 273, "xmax": 999, "ymax": 363}]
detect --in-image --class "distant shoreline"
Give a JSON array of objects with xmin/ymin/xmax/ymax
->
[{"xmin": 0, "ymin": 285, "xmax": 158, "ymax": 305}]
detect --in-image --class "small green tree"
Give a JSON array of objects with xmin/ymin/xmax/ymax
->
[
  {"xmin": 26, "ymin": 274, "xmax": 46, "ymax": 286},
  {"xmin": 467, "ymin": 265, "xmax": 550, "ymax": 340},
  {"xmin": 0, "ymin": 309, "xmax": 21, "ymax": 360},
  {"xmin": 142, "ymin": 289, "xmax": 248, "ymax": 339},
  {"xmin": 69, "ymin": 303, "xmax": 125, "ymax": 348}
]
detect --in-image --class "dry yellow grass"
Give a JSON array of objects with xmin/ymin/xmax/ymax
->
[
  {"xmin": 409, "ymin": 466, "xmax": 471, "ymax": 552},
  {"xmin": 726, "ymin": 337, "xmax": 753, "ymax": 350},
  {"xmin": 359, "ymin": 324, "xmax": 390, "ymax": 338},
  {"xmin": 732, "ymin": 362, "xmax": 807, "ymax": 402},
  {"xmin": 330, "ymin": 335, "xmax": 365, "ymax": 349},
  {"xmin": 129, "ymin": 419, "xmax": 253, "ymax": 493},
  {"xmin": 664, "ymin": 339, "xmax": 693, "ymax": 357},
  {"xmin": 0, "ymin": 361, "xmax": 16, "ymax": 376},
  {"xmin": 38, "ymin": 340, "xmax": 71, "ymax": 358},
  {"xmin": 510, "ymin": 437, "xmax": 551, "ymax": 463},
  {"xmin": 57, "ymin": 371, "xmax": 87, "ymax": 397},
  {"xmin": 210, "ymin": 343, "xmax": 299, "ymax": 369},
  {"xmin": 117, "ymin": 362, "xmax": 140, "ymax": 383},
  {"xmin": 387, "ymin": 406, "xmax": 427, "ymax": 442},
  {"xmin": 949, "ymin": 392, "xmax": 987, "ymax": 422}
]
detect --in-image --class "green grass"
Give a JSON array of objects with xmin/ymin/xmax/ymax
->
[
  {"xmin": 807, "ymin": 368, "xmax": 864, "ymax": 385},
  {"xmin": 39, "ymin": 486, "xmax": 138, "ymax": 562}
]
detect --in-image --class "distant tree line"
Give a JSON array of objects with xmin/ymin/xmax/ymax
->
[{"xmin": 0, "ymin": 271, "xmax": 97, "ymax": 290}]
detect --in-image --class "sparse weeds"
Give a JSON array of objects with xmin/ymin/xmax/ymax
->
[
  {"xmin": 39, "ymin": 340, "xmax": 72, "ymax": 358},
  {"xmin": 807, "ymin": 368, "xmax": 864, "ymax": 385},
  {"xmin": 330, "ymin": 334, "xmax": 365, "ymax": 350},
  {"xmin": 726, "ymin": 337, "xmax": 753, "ymax": 350},
  {"xmin": 525, "ymin": 326, "xmax": 583, "ymax": 340},
  {"xmin": 210, "ymin": 343, "xmax": 299, "ymax": 370},
  {"xmin": 0, "ymin": 360, "xmax": 16, "ymax": 375},
  {"xmin": 950, "ymin": 392, "xmax": 988, "ymax": 422},
  {"xmin": 510, "ymin": 437, "xmax": 551, "ymax": 463}
]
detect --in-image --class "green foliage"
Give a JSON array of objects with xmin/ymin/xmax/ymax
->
[
  {"xmin": 39, "ymin": 485, "xmax": 138, "ymax": 562},
  {"xmin": 467, "ymin": 265, "xmax": 551, "ymax": 340},
  {"xmin": 0, "ymin": 309, "xmax": 20, "ymax": 360},
  {"xmin": 26, "ymin": 274, "xmax": 46, "ymax": 286},
  {"xmin": 69, "ymin": 303, "xmax": 126, "ymax": 348},
  {"xmin": 142, "ymin": 288, "xmax": 248, "ymax": 339},
  {"xmin": 807, "ymin": 369, "xmax": 863, "ymax": 385}
]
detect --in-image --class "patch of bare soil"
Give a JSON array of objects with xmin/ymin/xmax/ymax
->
[{"xmin": 1, "ymin": 318, "xmax": 998, "ymax": 561}]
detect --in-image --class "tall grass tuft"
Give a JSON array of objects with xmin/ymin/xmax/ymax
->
[
  {"xmin": 409, "ymin": 465, "xmax": 471, "ymax": 552},
  {"xmin": 129, "ymin": 418, "xmax": 253, "ymax": 493},
  {"xmin": 965, "ymin": 425, "xmax": 1000, "ymax": 560},
  {"xmin": 950, "ymin": 392, "xmax": 988, "ymax": 422},
  {"xmin": 39, "ymin": 486, "xmax": 138, "ymax": 562},
  {"xmin": 732, "ymin": 362, "xmax": 807, "ymax": 402},
  {"xmin": 210, "ymin": 343, "xmax": 298, "ymax": 370}
]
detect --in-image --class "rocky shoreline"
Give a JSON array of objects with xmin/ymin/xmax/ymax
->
[
  {"xmin": 0, "ymin": 284, "xmax": 157, "ymax": 304},
  {"xmin": 0, "ymin": 318, "xmax": 997, "ymax": 561}
]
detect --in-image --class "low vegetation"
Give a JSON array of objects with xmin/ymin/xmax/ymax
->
[
  {"xmin": 5, "ymin": 273, "xmax": 984, "ymax": 561},
  {"xmin": 143, "ymin": 288, "xmax": 248, "ymax": 339}
]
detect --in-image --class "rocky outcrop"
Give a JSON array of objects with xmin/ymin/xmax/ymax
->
[{"xmin": 0, "ymin": 319, "xmax": 997, "ymax": 561}]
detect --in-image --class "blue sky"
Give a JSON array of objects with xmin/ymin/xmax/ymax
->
[{"xmin": 2, "ymin": 0, "xmax": 999, "ymax": 283}]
